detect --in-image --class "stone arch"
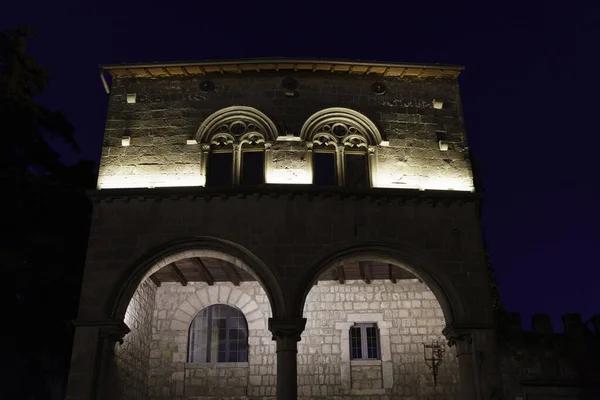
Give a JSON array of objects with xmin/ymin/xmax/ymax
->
[
  {"xmin": 300, "ymin": 107, "xmax": 383, "ymax": 147},
  {"xmin": 294, "ymin": 240, "xmax": 465, "ymax": 326},
  {"xmin": 171, "ymin": 286, "xmax": 268, "ymax": 333},
  {"xmin": 108, "ymin": 237, "xmax": 286, "ymax": 322},
  {"xmin": 195, "ymin": 106, "xmax": 279, "ymax": 144}
]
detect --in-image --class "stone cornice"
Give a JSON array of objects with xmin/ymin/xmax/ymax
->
[{"xmin": 88, "ymin": 185, "xmax": 482, "ymax": 205}]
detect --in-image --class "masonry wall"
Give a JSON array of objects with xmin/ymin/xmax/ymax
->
[
  {"xmin": 300, "ymin": 279, "xmax": 459, "ymax": 400},
  {"xmin": 99, "ymin": 73, "xmax": 472, "ymax": 191},
  {"xmin": 114, "ymin": 279, "xmax": 157, "ymax": 400},
  {"xmin": 116, "ymin": 277, "xmax": 459, "ymax": 400},
  {"xmin": 149, "ymin": 282, "xmax": 275, "ymax": 400}
]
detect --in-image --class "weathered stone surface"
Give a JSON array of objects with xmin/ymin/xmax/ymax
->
[
  {"xmin": 114, "ymin": 279, "xmax": 460, "ymax": 400},
  {"xmin": 97, "ymin": 73, "xmax": 473, "ymax": 191}
]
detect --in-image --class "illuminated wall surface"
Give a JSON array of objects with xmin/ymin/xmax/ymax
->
[
  {"xmin": 116, "ymin": 280, "xmax": 459, "ymax": 400},
  {"xmin": 98, "ymin": 71, "xmax": 474, "ymax": 192}
]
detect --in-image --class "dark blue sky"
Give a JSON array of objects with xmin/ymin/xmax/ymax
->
[{"xmin": 3, "ymin": 1, "xmax": 599, "ymax": 331}]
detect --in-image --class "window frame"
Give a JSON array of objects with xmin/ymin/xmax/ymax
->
[
  {"xmin": 311, "ymin": 144, "xmax": 372, "ymax": 188},
  {"xmin": 349, "ymin": 322, "xmax": 380, "ymax": 361},
  {"xmin": 239, "ymin": 144, "xmax": 266, "ymax": 186},
  {"xmin": 204, "ymin": 144, "xmax": 267, "ymax": 187},
  {"xmin": 187, "ymin": 304, "xmax": 249, "ymax": 364},
  {"xmin": 205, "ymin": 147, "xmax": 235, "ymax": 187}
]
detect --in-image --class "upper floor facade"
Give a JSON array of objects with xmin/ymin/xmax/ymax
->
[{"xmin": 98, "ymin": 58, "xmax": 474, "ymax": 193}]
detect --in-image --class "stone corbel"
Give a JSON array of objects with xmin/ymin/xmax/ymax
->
[
  {"xmin": 443, "ymin": 325, "xmax": 474, "ymax": 357},
  {"xmin": 73, "ymin": 319, "xmax": 131, "ymax": 345}
]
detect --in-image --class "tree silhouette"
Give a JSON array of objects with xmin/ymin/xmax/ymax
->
[{"xmin": 1, "ymin": 26, "xmax": 95, "ymax": 400}]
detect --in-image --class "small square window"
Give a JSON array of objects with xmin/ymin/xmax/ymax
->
[{"xmin": 349, "ymin": 323, "xmax": 380, "ymax": 360}]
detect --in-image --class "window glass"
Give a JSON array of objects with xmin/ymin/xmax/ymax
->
[
  {"xmin": 350, "ymin": 326, "xmax": 362, "ymax": 360},
  {"xmin": 313, "ymin": 152, "xmax": 336, "ymax": 186},
  {"xmin": 344, "ymin": 153, "xmax": 369, "ymax": 189},
  {"xmin": 206, "ymin": 152, "xmax": 233, "ymax": 187},
  {"xmin": 349, "ymin": 323, "xmax": 380, "ymax": 361},
  {"xmin": 188, "ymin": 305, "xmax": 248, "ymax": 363},
  {"xmin": 240, "ymin": 151, "xmax": 265, "ymax": 185}
]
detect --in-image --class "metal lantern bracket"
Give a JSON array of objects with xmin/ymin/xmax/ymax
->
[{"xmin": 422, "ymin": 339, "xmax": 446, "ymax": 386}]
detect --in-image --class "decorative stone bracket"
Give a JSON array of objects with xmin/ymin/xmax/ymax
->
[{"xmin": 73, "ymin": 319, "xmax": 131, "ymax": 345}]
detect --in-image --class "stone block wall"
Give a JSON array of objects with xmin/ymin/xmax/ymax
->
[
  {"xmin": 300, "ymin": 279, "xmax": 459, "ymax": 399},
  {"xmin": 115, "ymin": 276, "xmax": 460, "ymax": 400},
  {"xmin": 148, "ymin": 282, "xmax": 275, "ymax": 400},
  {"xmin": 99, "ymin": 73, "xmax": 473, "ymax": 191},
  {"xmin": 498, "ymin": 313, "xmax": 600, "ymax": 399},
  {"xmin": 114, "ymin": 279, "xmax": 157, "ymax": 400}
]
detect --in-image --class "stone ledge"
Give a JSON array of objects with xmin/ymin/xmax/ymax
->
[
  {"xmin": 185, "ymin": 362, "xmax": 249, "ymax": 369},
  {"xmin": 350, "ymin": 359, "xmax": 382, "ymax": 367},
  {"xmin": 89, "ymin": 184, "xmax": 481, "ymax": 204}
]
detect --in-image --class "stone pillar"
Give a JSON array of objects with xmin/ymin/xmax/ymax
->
[
  {"xmin": 268, "ymin": 317, "xmax": 306, "ymax": 400},
  {"xmin": 445, "ymin": 325, "xmax": 503, "ymax": 400},
  {"xmin": 97, "ymin": 321, "xmax": 130, "ymax": 400},
  {"xmin": 65, "ymin": 320, "xmax": 129, "ymax": 400},
  {"xmin": 448, "ymin": 332, "xmax": 478, "ymax": 400}
]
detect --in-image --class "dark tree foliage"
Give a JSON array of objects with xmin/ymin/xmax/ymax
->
[{"xmin": 1, "ymin": 27, "xmax": 95, "ymax": 400}]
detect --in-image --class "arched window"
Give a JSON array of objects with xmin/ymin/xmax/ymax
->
[
  {"xmin": 196, "ymin": 106, "xmax": 278, "ymax": 187},
  {"xmin": 300, "ymin": 108, "xmax": 383, "ymax": 189},
  {"xmin": 188, "ymin": 304, "xmax": 249, "ymax": 363}
]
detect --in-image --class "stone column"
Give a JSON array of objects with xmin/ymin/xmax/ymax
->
[
  {"xmin": 335, "ymin": 146, "xmax": 344, "ymax": 186},
  {"xmin": 448, "ymin": 335, "xmax": 479, "ymax": 400},
  {"xmin": 97, "ymin": 321, "xmax": 130, "ymax": 400},
  {"xmin": 446, "ymin": 328, "xmax": 478, "ymax": 400},
  {"xmin": 268, "ymin": 317, "xmax": 306, "ymax": 400},
  {"xmin": 445, "ymin": 326, "xmax": 503, "ymax": 400},
  {"xmin": 66, "ymin": 320, "xmax": 129, "ymax": 400}
]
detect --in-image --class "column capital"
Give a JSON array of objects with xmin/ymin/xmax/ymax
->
[
  {"xmin": 73, "ymin": 319, "xmax": 130, "ymax": 344},
  {"xmin": 442, "ymin": 323, "xmax": 495, "ymax": 345},
  {"xmin": 268, "ymin": 317, "xmax": 306, "ymax": 342}
]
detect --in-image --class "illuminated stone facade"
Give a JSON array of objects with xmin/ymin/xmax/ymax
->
[
  {"xmin": 97, "ymin": 62, "xmax": 473, "ymax": 192},
  {"xmin": 65, "ymin": 59, "xmax": 600, "ymax": 400},
  {"xmin": 113, "ymin": 280, "xmax": 459, "ymax": 400}
]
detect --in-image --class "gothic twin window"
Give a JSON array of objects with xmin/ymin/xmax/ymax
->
[
  {"xmin": 198, "ymin": 107, "xmax": 382, "ymax": 188},
  {"xmin": 350, "ymin": 323, "xmax": 380, "ymax": 360},
  {"xmin": 188, "ymin": 304, "xmax": 249, "ymax": 363},
  {"xmin": 302, "ymin": 108, "xmax": 380, "ymax": 189},
  {"xmin": 198, "ymin": 107, "xmax": 276, "ymax": 187}
]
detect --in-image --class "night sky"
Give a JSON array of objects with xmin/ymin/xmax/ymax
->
[{"xmin": 3, "ymin": 1, "xmax": 598, "ymax": 331}]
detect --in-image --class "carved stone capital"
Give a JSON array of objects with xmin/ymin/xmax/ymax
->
[
  {"xmin": 268, "ymin": 317, "xmax": 306, "ymax": 351},
  {"xmin": 73, "ymin": 319, "xmax": 131, "ymax": 345},
  {"xmin": 443, "ymin": 325, "xmax": 475, "ymax": 356}
]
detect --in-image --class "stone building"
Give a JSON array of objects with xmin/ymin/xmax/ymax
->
[{"xmin": 66, "ymin": 58, "xmax": 600, "ymax": 400}]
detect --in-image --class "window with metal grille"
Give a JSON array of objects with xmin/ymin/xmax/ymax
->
[
  {"xmin": 188, "ymin": 304, "xmax": 248, "ymax": 363},
  {"xmin": 349, "ymin": 323, "xmax": 380, "ymax": 360}
]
